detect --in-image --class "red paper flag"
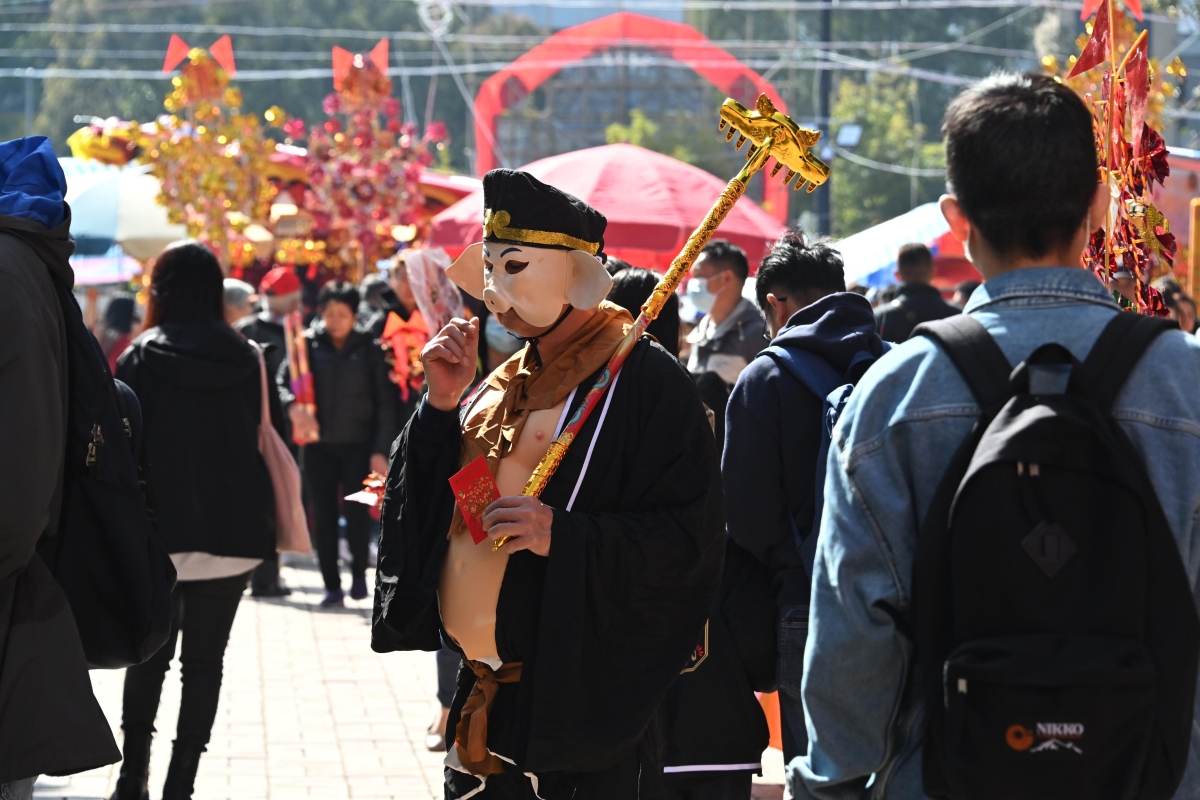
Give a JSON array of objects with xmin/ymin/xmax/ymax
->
[
  {"xmin": 332, "ymin": 46, "xmax": 354, "ymax": 90},
  {"xmin": 162, "ymin": 34, "xmax": 190, "ymax": 73},
  {"xmin": 1070, "ymin": 0, "xmax": 1113, "ymax": 78},
  {"xmin": 209, "ymin": 34, "xmax": 236, "ymax": 76},
  {"xmin": 1081, "ymin": 0, "xmax": 1140, "ymax": 21},
  {"xmin": 448, "ymin": 456, "xmax": 500, "ymax": 545},
  {"xmin": 1127, "ymin": 33, "xmax": 1150, "ymax": 158},
  {"xmin": 370, "ymin": 39, "xmax": 390, "ymax": 74}
]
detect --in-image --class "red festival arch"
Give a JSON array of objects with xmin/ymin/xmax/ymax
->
[{"xmin": 473, "ymin": 12, "xmax": 791, "ymax": 222}]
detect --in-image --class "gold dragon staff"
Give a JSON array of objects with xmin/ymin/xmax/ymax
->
[{"xmin": 495, "ymin": 93, "xmax": 831, "ymax": 550}]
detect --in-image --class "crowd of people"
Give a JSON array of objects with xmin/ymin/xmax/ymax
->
[{"xmin": 4, "ymin": 70, "xmax": 1200, "ymax": 800}]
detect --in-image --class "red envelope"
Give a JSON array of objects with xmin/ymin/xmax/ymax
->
[{"xmin": 448, "ymin": 455, "xmax": 500, "ymax": 545}]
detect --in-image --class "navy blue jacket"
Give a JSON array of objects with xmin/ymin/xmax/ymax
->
[{"xmin": 723, "ymin": 292, "xmax": 884, "ymax": 608}]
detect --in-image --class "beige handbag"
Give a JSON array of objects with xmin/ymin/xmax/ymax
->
[{"xmin": 252, "ymin": 344, "xmax": 311, "ymax": 554}]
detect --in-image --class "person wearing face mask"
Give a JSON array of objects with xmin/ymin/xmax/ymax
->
[
  {"xmin": 372, "ymin": 169, "xmax": 724, "ymax": 800},
  {"xmin": 280, "ymin": 282, "xmax": 396, "ymax": 607},
  {"xmin": 685, "ymin": 240, "xmax": 767, "ymax": 387}
]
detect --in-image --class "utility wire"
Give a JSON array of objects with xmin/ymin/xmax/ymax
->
[
  {"xmin": 0, "ymin": 1, "xmax": 1179, "ymax": 24},
  {"xmin": 0, "ymin": 53, "xmax": 986, "ymax": 85},
  {"xmin": 834, "ymin": 146, "xmax": 945, "ymax": 176},
  {"xmin": 0, "ymin": 41, "xmax": 1046, "ymax": 60}
]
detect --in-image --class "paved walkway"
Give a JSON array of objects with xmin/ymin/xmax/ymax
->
[{"xmin": 34, "ymin": 556, "xmax": 783, "ymax": 800}]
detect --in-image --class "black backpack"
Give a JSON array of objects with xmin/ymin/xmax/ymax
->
[
  {"xmin": 36, "ymin": 277, "xmax": 176, "ymax": 669},
  {"xmin": 914, "ymin": 313, "xmax": 1200, "ymax": 800}
]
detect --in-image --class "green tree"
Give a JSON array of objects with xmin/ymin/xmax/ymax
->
[
  {"xmin": 829, "ymin": 73, "xmax": 945, "ymax": 236},
  {"xmin": 605, "ymin": 108, "xmax": 695, "ymax": 163}
]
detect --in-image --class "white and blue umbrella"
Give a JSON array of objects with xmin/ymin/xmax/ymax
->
[
  {"xmin": 835, "ymin": 203, "xmax": 952, "ymax": 288},
  {"xmin": 60, "ymin": 157, "xmax": 187, "ymax": 262}
]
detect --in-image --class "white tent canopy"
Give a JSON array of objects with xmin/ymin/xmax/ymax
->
[{"xmin": 835, "ymin": 203, "xmax": 951, "ymax": 288}]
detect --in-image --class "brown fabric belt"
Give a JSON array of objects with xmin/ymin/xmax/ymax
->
[{"xmin": 454, "ymin": 659, "xmax": 523, "ymax": 776}]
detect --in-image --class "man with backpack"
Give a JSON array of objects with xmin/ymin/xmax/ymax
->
[
  {"xmin": 0, "ymin": 137, "xmax": 120, "ymax": 797},
  {"xmin": 723, "ymin": 230, "xmax": 886, "ymax": 766},
  {"xmin": 791, "ymin": 73, "xmax": 1200, "ymax": 800}
]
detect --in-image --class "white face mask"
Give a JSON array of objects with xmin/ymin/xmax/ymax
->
[
  {"xmin": 482, "ymin": 244, "xmax": 570, "ymax": 328},
  {"xmin": 687, "ymin": 276, "xmax": 716, "ymax": 314}
]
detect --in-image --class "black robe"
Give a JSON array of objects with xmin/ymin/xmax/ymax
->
[{"xmin": 372, "ymin": 336, "xmax": 725, "ymax": 797}]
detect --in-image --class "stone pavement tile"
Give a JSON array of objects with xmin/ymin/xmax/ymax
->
[{"xmin": 33, "ymin": 554, "xmax": 783, "ymax": 800}]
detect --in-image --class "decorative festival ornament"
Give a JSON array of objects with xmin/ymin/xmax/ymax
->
[
  {"xmin": 66, "ymin": 117, "xmax": 142, "ymax": 166},
  {"xmin": 1049, "ymin": 2, "xmax": 1183, "ymax": 133},
  {"xmin": 380, "ymin": 309, "xmax": 428, "ymax": 403},
  {"xmin": 1081, "ymin": 0, "xmax": 1140, "ymax": 22},
  {"xmin": 284, "ymin": 311, "xmax": 318, "ymax": 443},
  {"xmin": 1072, "ymin": 6, "xmax": 1173, "ymax": 315},
  {"xmin": 137, "ymin": 35, "xmax": 276, "ymax": 271},
  {"xmin": 284, "ymin": 40, "xmax": 445, "ymax": 281}
]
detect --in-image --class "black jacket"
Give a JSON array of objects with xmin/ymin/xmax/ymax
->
[
  {"xmin": 373, "ymin": 339, "xmax": 725, "ymax": 795},
  {"xmin": 724, "ymin": 292, "xmax": 885, "ymax": 609},
  {"xmin": 117, "ymin": 322, "xmax": 277, "ymax": 560},
  {"xmin": 0, "ymin": 209, "xmax": 120, "ymax": 782},
  {"xmin": 873, "ymin": 281, "xmax": 959, "ymax": 342},
  {"xmin": 277, "ymin": 324, "xmax": 397, "ymax": 455},
  {"xmin": 234, "ymin": 313, "xmax": 290, "ymax": 444}
]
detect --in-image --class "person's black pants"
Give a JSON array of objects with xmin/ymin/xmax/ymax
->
[
  {"xmin": 121, "ymin": 572, "xmax": 250, "ymax": 748},
  {"xmin": 436, "ymin": 641, "xmax": 461, "ymax": 709},
  {"xmin": 304, "ymin": 441, "xmax": 371, "ymax": 592},
  {"xmin": 250, "ymin": 552, "xmax": 280, "ymax": 592},
  {"xmin": 663, "ymin": 772, "xmax": 753, "ymax": 800}
]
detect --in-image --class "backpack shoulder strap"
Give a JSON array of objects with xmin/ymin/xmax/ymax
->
[
  {"xmin": 1076, "ymin": 311, "xmax": 1176, "ymax": 411},
  {"xmin": 913, "ymin": 315, "xmax": 1013, "ymax": 410},
  {"xmin": 760, "ymin": 345, "xmax": 843, "ymax": 402}
]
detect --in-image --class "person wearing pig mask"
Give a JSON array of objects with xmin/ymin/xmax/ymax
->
[{"xmin": 371, "ymin": 169, "xmax": 723, "ymax": 800}]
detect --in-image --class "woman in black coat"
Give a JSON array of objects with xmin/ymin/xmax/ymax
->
[
  {"xmin": 113, "ymin": 241, "xmax": 277, "ymax": 800},
  {"xmin": 282, "ymin": 281, "xmax": 396, "ymax": 607}
]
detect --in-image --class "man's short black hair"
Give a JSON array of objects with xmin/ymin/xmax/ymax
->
[
  {"xmin": 943, "ymin": 72, "xmax": 1097, "ymax": 260},
  {"xmin": 755, "ymin": 229, "xmax": 845, "ymax": 313},
  {"xmin": 318, "ymin": 280, "xmax": 360, "ymax": 311},
  {"xmin": 897, "ymin": 243, "xmax": 934, "ymax": 281},
  {"xmin": 701, "ymin": 240, "xmax": 749, "ymax": 281}
]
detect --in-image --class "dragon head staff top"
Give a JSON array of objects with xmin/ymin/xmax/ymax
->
[{"xmin": 719, "ymin": 94, "xmax": 830, "ymax": 193}]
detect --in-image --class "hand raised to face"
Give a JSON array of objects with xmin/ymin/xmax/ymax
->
[{"xmin": 421, "ymin": 316, "xmax": 480, "ymax": 412}]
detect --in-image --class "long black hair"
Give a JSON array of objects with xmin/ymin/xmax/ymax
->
[
  {"xmin": 606, "ymin": 267, "xmax": 680, "ymax": 359},
  {"xmin": 144, "ymin": 240, "xmax": 225, "ymax": 329}
]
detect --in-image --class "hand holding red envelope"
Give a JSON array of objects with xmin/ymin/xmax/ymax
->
[{"xmin": 449, "ymin": 456, "xmax": 501, "ymax": 545}]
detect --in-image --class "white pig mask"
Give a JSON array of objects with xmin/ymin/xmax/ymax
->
[{"xmin": 446, "ymin": 241, "xmax": 613, "ymax": 330}]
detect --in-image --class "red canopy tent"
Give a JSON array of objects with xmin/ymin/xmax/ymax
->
[{"xmin": 430, "ymin": 143, "xmax": 784, "ymax": 271}]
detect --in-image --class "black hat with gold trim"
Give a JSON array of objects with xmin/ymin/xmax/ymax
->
[{"xmin": 482, "ymin": 169, "xmax": 607, "ymax": 260}]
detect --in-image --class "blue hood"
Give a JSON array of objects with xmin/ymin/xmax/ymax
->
[
  {"xmin": 771, "ymin": 291, "xmax": 885, "ymax": 374},
  {"xmin": 0, "ymin": 136, "xmax": 67, "ymax": 230}
]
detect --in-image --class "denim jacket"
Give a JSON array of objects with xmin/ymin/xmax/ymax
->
[{"xmin": 790, "ymin": 267, "xmax": 1200, "ymax": 800}]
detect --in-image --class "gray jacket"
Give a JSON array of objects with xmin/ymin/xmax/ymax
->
[
  {"xmin": 687, "ymin": 296, "xmax": 767, "ymax": 385},
  {"xmin": 793, "ymin": 266, "xmax": 1200, "ymax": 799}
]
